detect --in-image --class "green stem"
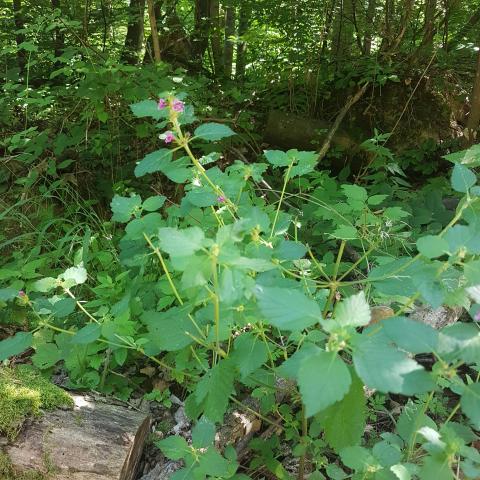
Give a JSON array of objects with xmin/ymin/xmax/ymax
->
[{"xmin": 270, "ymin": 160, "xmax": 294, "ymax": 240}]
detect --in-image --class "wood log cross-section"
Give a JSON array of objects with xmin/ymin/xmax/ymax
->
[{"xmin": 3, "ymin": 395, "xmax": 151, "ymax": 480}]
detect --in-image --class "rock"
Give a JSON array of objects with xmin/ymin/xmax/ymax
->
[
  {"xmin": 410, "ymin": 305, "xmax": 463, "ymax": 329},
  {"xmin": 3, "ymin": 394, "xmax": 151, "ymax": 480},
  {"xmin": 138, "ymin": 460, "xmax": 183, "ymax": 480}
]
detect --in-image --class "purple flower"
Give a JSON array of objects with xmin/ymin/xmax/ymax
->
[
  {"xmin": 475, "ymin": 310, "xmax": 480, "ymax": 322},
  {"xmin": 172, "ymin": 99, "xmax": 184, "ymax": 113},
  {"xmin": 164, "ymin": 131, "xmax": 175, "ymax": 144},
  {"xmin": 157, "ymin": 98, "xmax": 167, "ymax": 110},
  {"xmin": 217, "ymin": 195, "xmax": 226, "ymax": 203},
  {"xmin": 18, "ymin": 290, "xmax": 26, "ymax": 297}
]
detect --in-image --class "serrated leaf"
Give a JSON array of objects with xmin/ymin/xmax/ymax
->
[
  {"xmin": 418, "ymin": 456, "xmax": 453, "ymax": 480},
  {"xmin": 382, "ymin": 317, "xmax": 439, "ymax": 353},
  {"xmin": 111, "ymin": 194, "xmax": 142, "ymax": 222},
  {"xmin": 330, "ymin": 225, "xmax": 358, "ymax": 240},
  {"xmin": 134, "ymin": 149, "xmax": 173, "ymax": 177},
  {"xmin": 156, "ymin": 435, "xmax": 189, "ymax": 460},
  {"xmin": 298, "ymin": 351, "xmax": 351, "ymax": 417},
  {"xmin": 195, "ymin": 360, "xmax": 235, "ymax": 423},
  {"xmin": 0, "ymin": 332, "xmax": 33, "ymax": 361},
  {"xmin": 277, "ymin": 343, "xmax": 321, "ymax": 379},
  {"xmin": 396, "ymin": 400, "xmax": 437, "ymax": 446},
  {"xmin": 192, "ymin": 417, "xmax": 216, "ymax": 448},
  {"xmin": 264, "ymin": 150, "xmax": 290, "ymax": 166},
  {"xmin": 353, "ymin": 330, "xmax": 435, "ymax": 395},
  {"xmin": 416, "ymin": 235, "xmax": 449, "ymax": 259},
  {"xmin": 230, "ymin": 333, "xmax": 268, "ymax": 379},
  {"xmin": 130, "ymin": 99, "xmax": 166, "ymax": 120},
  {"xmin": 32, "ymin": 343, "xmax": 62, "ymax": 369},
  {"xmin": 461, "ymin": 382, "xmax": 480, "ymax": 429},
  {"xmin": 334, "ymin": 291, "xmax": 371, "ymax": 328},
  {"xmin": 142, "ymin": 195, "xmax": 166, "ymax": 212},
  {"xmin": 72, "ymin": 323, "xmax": 101, "ymax": 344},
  {"xmin": 198, "ymin": 447, "xmax": 236, "ymax": 477},
  {"xmin": 317, "ymin": 372, "xmax": 366, "ymax": 452},
  {"xmin": 255, "ymin": 285, "xmax": 322, "ymax": 331},
  {"xmin": 451, "ymin": 163, "xmax": 477, "ymax": 193},
  {"xmin": 62, "ymin": 265, "xmax": 87, "ymax": 286},
  {"xmin": 340, "ymin": 446, "xmax": 376, "ymax": 471},
  {"xmin": 32, "ymin": 277, "xmax": 58, "ymax": 293},
  {"xmin": 194, "ymin": 122, "xmax": 236, "ymax": 141},
  {"xmin": 158, "ymin": 226, "xmax": 205, "ymax": 257}
]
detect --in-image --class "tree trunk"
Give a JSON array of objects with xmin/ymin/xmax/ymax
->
[
  {"xmin": 12, "ymin": 0, "xmax": 25, "ymax": 71},
  {"xmin": 223, "ymin": 5, "xmax": 235, "ymax": 79},
  {"xmin": 364, "ymin": 0, "xmax": 376, "ymax": 54},
  {"xmin": 121, "ymin": 0, "xmax": 146, "ymax": 64},
  {"xmin": 192, "ymin": 0, "xmax": 210, "ymax": 65},
  {"xmin": 420, "ymin": 0, "xmax": 437, "ymax": 49},
  {"xmin": 236, "ymin": 1, "xmax": 249, "ymax": 80},
  {"xmin": 463, "ymin": 49, "xmax": 480, "ymax": 147},
  {"xmin": 210, "ymin": 0, "xmax": 223, "ymax": 77},
  {"xmin": 147, "ymin": 0, "xmax": 161, "ymax": 62},
  {"xmin": 50, "ymin": 0, "xmax": 65, "ymax": 58}
]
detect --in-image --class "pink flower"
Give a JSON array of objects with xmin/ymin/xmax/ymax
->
[
  {"xmin": 157, "ymin": 98, "xmax": 167, "ymax": 110},
  {"xmin": 18, "ymin": 290, "xmax": 26, "ymax": 297},
  {"xmin": 164, "ymin": 131, "xmax": 175, "ymax": 144},
  {"xmin": 172, "ymin": 99, "xmax": 184, "ymax": 113},
  {"xmin": 217, "ymin": 196, "xmax": 226, "ymax": 203},
  {"xmin": 475, "ymin": 310, "xmax": 480, "ymax": 322}
]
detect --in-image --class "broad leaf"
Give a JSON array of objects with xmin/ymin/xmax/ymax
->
[
  {"xmin": 142, "ymin": 195, "xmax": 166, "ymax": 212},
  {"xmin": 130, "ymin": 99, "xmax": 166, "ymax": 120},
  {"xmin": 255, "ymin": 285, "xmax": 322, "ymax": 331},
  {"xmin": 111, "ymin": 194, "xmax": 142, "ymax": 222},
  {"xmin": 62, "ymin": 265, "xmax": 87, "ymax": 286},
  {"xmin": 134, "ymin": 149, "xmax": 173, "ymax": 177},
  {"xmin": 72, "ymin": 323, "xmax": 101, "ymax": 344},
  {"xmin": 461, "ymin": 382, "xmax": 480, "ymax": 429},
  {"xmin": 416, "ymin": 235, "xmax": 449, "ymax": 259},
  {"xmin": 194, "ymin": 122, "xmax": 236, "ymax": 141},
  {"xmin": 316, "ymin": 371, "xmax": 366, "ymax": 452},
  {"xmin": 158, "ymin": 226, "xmax": 205, "ymax": 257},
  {"xmin": 264, "ymin": 150, "xmax": 290, "ymax": 167},
  {"xmin": 352, "ymin": 329, "xmax": 435, "ymax": 394},
  {"xmin": 0, "ymin": 332, "xmax": 33, "ymax": 361},
  {"xmin": 230, "ymin": 333, "xmax": 268, "ymax": 379},
  {"xmin": 156, "ymin": 435, "xmax": 189, "ymax": 460},
  {"xmin": 451, "ymin": 163, "xmax": 476, "ymax": 193},
  {"xmin": 334, "ymin": 291, "xmax": 371, "ymax": 328},
  {"xmin": 192, "ymin": 417, "xmax": 216, "ymax": 448},
  {"xmin": 298, "ymin": 351, "xmax": 351, "ymax": 416}
]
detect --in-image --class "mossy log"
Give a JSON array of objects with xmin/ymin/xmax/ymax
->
[{"xmin": 2, "ymin": 395, "xmax": 151, "ymax": 480}]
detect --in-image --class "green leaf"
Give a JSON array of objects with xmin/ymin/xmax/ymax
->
[
  {"xmin": 198, "ymin": 447, "xmax": 236, "ymax": 477},
  {"xmin": 317, "ymin": 372, "xmax": 366, "ymax": 452},
  {"xmin": 230, "ymin": 333, "xmax": 269, "ymax": 379},
  {"xmin": 158, "ymin": 226, "xmax": 205, "ymax": 257},
  {"xmin": 277, "ymin": 343, "xmax": 321, "ymax": 379},
  {"xmin": 156, "ymin": 435, "xmax": 189, "ymax": 460},
  {"xmin": 290, "ymin": 151, "xmax": 318, "ymax": 177},
  {"xmin": 334, "ymin": 291, "xmax": 371, "ymax": 328},
  {"xmin": 194, "ymin": 122, "xmax": 236, "ymax": 141},
  {"xmin": 396, "ymin": 400, "xmax": 437, "ymax": 446},
  {"xmin": 192, "ymin": 417, "xmax": 216, "ymax": 448},
  {"xmin": 130, "ymin": 99, "xmax": 166, "ymax": 120},
  {"xmin": 352, "ymin": 330, "xmax": 435, "ymax": 395},
  {"xmin": 134, "ymin": 149, "xmax": 173, "ymax": 177},
  {"xmin": 264, "ymin": 150, "xmax": 290, "ymax": 167},
  {"xmin": 111, "ymin": 194, "xmax": 142, "ymax": 222},
  {"xmin": 142, "ymin": 195, "xmax": 166, "ymax": 212},
  {"xmin": 390, "ymin": 464, "xmax": 412, "ymax": 480},
  {"xmin": 51, "ymin": 298, "xmax": 76, "ymax": 318},
  {"xmin": 416, "ymin": 235, "xmax": 449, "ymax": 259},
  {"xmin": 72, "ymin": 323, "xmax": 101, "ymax": 344},
  {"xmin": 0, "ymin": 332, "xmax": 33, "ymax": 361},
  {"xmin": 451, "ymin": 163, "xmax": 476, "ymax": 193},
  {"xmin": 298, "ymin": 351, "xmax": 351, "ymax": 417},
  {"xmin": 382, "ymin": 317, "xmax": 439, "ymax": 354},
  {"xmin": 444, "ymin": 144, "xmax": 480, "ymax": 167},
  {"xmin": 142, "ymin": 306, "xmax": 195, "ymax": 352},
  {"xmin": 62, "ymin": 265, "xmax": 87, "ymax": 286},
  {"xmin": 418, "ymin": 456, "xmax": 453, "ymax": 480},
  {"xmin": 340, "ymin": 446, "xmax": 376, "ymax": 472},
  {"xmin": 32, "ymin": 343, "xmax": 62, "ymax": 369},
  {"xmin": 195, "ymin": 360, "xmax": 235, "ymax": 423},
  {"xmin": 342, "ymin": 184, "xmax": 368, "ymax": 202},
  {"xmin": 368, "ymin": 194, "xmax": 388, "ymax": 206},
  {"xmin": 255, "ymin": 285, "xmax": 322, "ymax": 331},
  {"xmin": 32, "ymin": 277, "xmax": 58, "ymax": 293},
  {"xmin": 0, "ymin": 288, "xmax": 19, "ymax": 302},
  {"xmin": 461, "ymin": 382, "xmax": 480, "ymax": 429},
  {"xmin": 330, "ymin": 225, "xmax": 358, "ymax": 240}
]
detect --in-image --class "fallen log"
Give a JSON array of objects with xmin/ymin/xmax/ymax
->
[{"xmin": 3, "ymin": 394, "xmax": 151, "ymax": 480}]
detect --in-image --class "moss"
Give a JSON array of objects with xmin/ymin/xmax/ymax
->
[
  {"xmin": 0, "ymin": 452, "xmax": 48, "ymax": 480},
  {"xmin": 0, "ymin": 365, "xmax": 73, "ymax": 441}
]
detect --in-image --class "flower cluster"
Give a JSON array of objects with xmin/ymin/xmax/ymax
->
[{"xmin": 157, "ymin": 97, "xmax": 184, "ymax": 114}]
